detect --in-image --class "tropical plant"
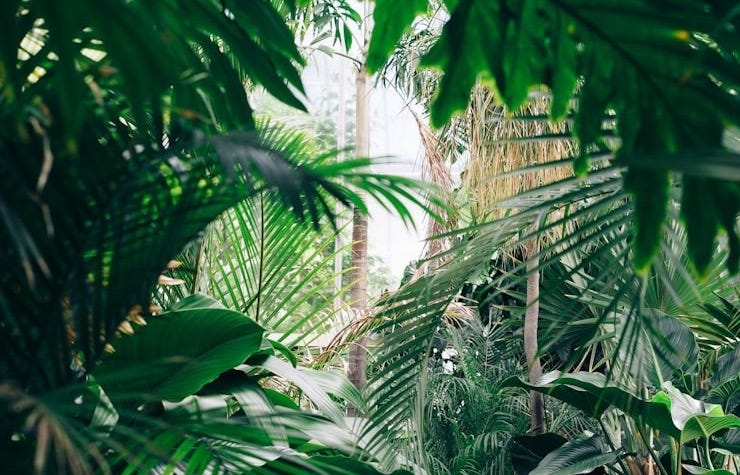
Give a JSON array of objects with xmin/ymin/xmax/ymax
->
[
  {"xmin": 499, "ymin": 224, "xmax": 740, "ymax": 473},
  {"xmin": 506, "ymin": 371, "xmax": 740, "ymax": 474},
  {"xmin": 368, "ymin": 0, "xmax": 740, "ymax": 275},
  {"xmin": 88, "ymin": 294, "xmax": 395, "ymax": 474},
  {"xmin": 349, "ymin": 2, "xmax": 740, "ymax": 471},
  {"xmin": 1, "ymin": 1, "xmax": 435, "ymax": 473},
  {"xmin": 422, "ymin": 314, "xmax": 597, "ymax": 475}
]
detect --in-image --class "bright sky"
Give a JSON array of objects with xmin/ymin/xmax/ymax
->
[{"xmin": 302, "ymin": 54, "xmax": 428, "ymax": 285}]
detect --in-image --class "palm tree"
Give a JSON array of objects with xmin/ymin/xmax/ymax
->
[
  {"xmin": 367, "ymin": 0, "xmax": 740, "ymax": 275},
  {"xmin": 347, "ymin": 0, "xmax": 372, "ymax": 396},
  {"xmin": 356, "ymin": 0, "xmax": 740, "ymax": 471}
]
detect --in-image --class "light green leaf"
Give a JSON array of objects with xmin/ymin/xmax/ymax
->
[
  {"xmin": 682, "ymin": 465, "xmax": 734, "ymax": 475},
  {"xmin": 249, "ymin": 355, "xmax": 364, "ymax": 423}
]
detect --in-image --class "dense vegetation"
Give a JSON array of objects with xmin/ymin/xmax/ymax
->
[{"xmin": 1, "ymin": 1, "xmax": 738, "ymax": 474}]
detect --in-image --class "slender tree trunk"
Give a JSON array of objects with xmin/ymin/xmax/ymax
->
[
  {"xmin": 347, "ymin": 4, "xmax": 370, "ymax": 406},
  {"xmin": 524, "ymin": 241, "xmax": 545, "ymax": 433},
  {"xmin": 334, "ymin": 61, "xmax": 346, "ymax": 312}
]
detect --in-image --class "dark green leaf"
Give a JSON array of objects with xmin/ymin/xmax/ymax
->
[
  {"xmin": 94, "ymin": 294, "xmax": 265, "ymax": 404},
  {"xmin": 367, "ymin": 0, "xmax": 428, "ymax": 72},
  {"xmin": 530, "ymin": 435, "xmax": 616, "ymax": 475},
  {"xmin": 549, "ymin": 12, "xmax": 577, "ymax": 121},
  {"xmin": 503, "ymin": 371, "xmax": 680, "ymax": 438},
  {"xmin": 624, "ymin": 168, "xmax": 669, "ymax": 273},
  {"xmin": 510, "ymin": 433, "xmax": 568, "ymax": 474}
]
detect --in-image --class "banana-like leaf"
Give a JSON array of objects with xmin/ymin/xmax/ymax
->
[
  {"xmin": 510, "ymin": 433, "xmax": 568, "ymax": 474},
  {"xmin": 246, "ymin": 354, "xmax": 365, "ymax": 423},
  {"xmin": 615, "ymin": 309, "xmax": 699, "ymax": 387},
  {"xmin": 530, "ymin": 434, "xmax": 617, "ymax": 475},
  {"xmin": 681, "ymin": 468, "xmax": 733, "ymax": 475},
  {"xmin": 503, "ymin": 371, "xmax": 679, "ymax": 438},
  {"xmin": 506, "ymin": 372, "xmax": 740, "ymax": 446},
  {"xmin": 94, "ymin": 294, "xmax": 265, "ymax": 404},
  {"xmin": 658, "ymin": 382, "xmax": 740, "ymax": 445},
  {"xmin": 260, "ymin": 454, "xmax": 413, "ymax": 475},
  {"xmin": 707, "ymin": 346, "xmax": 740, "ymax": 409}
]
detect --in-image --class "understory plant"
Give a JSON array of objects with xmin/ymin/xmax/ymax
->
[{"xmin": 0, "ymin": 2, "xmax": 430, "ymax": 473}]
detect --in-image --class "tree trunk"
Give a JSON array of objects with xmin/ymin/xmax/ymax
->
[
  {"xmin": 347, "ymin": 204, "xmax": 368, "ymax": 390},
  {"xmin": 524, "ymin": 242, "xmax": 545, "ymax": 433},
  {"xmin": 334, "ymin": 59, "xmax": 347, "ymax": 312},
  {"xmin": 347, "ymin": 6, "xmax": 370, "ymax": 407}
]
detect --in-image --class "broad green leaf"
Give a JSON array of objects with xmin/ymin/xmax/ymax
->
[
  {"xmin": 367, "ymin": 0, "xmax": 428, "ymax": 73},
  {"xmin": 715, "ymin": 428, "xmax": 740, "ymax": 454},
  {"xmin": 501, "ymin": 0, "xmax": 543, "ymax": 110},
  {"xmin": 681, "ymin": 177, "xmax": 719, "ymax": 276},
  {"xmin": 249, "ymin": 355, "xmax": 364, "ymax": 423},
  {"xmin": 531, "ymin": 434, "xmax": 617, "ymax": 475},
  {"xmin": 708, "ymin": 346, "xmax": 740, "ymax": 408},
  {"xmin": 549, "ymin": 11, "xmax": 578, "ymax": 121},
  {"xmin": 616, "ymin": 310, "xmax": 698, "ymax": 387},
  {"xmin": 682, "ymin": 413, "xmax": 740, "ymax": 445},
  {"xmin": 503, "ymin": 371, "xmax": 680, "ymax": 438},
  {"xmin": 421, "ymin": 0, "xmax": 493, "ymax": 127},
  {"xmin": 682, "ymin": 467, "xmax": 734, "ymax": 475},
  {"xmin": 94, "ymin": 294, "xmax": 265, "ymax": 404},
  {"xmin": 624, "ymin": 168, "xmax": 669, "ymax": 273},
  {"xmin": 658, "ymin": 383, "xmax": 740, "ymax": 445},
  {"xmin": 510, "ymin": 433, "xmax": 568, "ymax": 475},
  {"xmin": 261, "ymin": 454, "xmax": 412, "ymax": 475},
  {"xmin": 168, "ymin": 293, "xmax": 226, "ymax": 311}
]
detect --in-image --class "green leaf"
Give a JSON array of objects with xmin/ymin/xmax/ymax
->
[
  {"xmin": 531, "ymin": 434, "xmax": 617, "ymax": 475},
  {"xmin": 549, "ymin": 12, "xmax": 578, "ymax": 121},
  {"xmin": 656, "ymin": 382, "xmax": 740, "ymax": 445},
  {"xmin": 249, "ymin": 355, "xmax": 365, "ymax": 423},
  {"xmin": 510, "ymin": 433, "xmax": 568, "ymax": 475},
  {"xmin": 574, "ymin": 44, "xmax": 614, "ymax": 162},
  {"xmin": 268, "ymin": 338, "xmax": 299, "ymax": 368},
  {"xmin": 261, "ymin": 454, "xmax": 412, "ymax": 475},
  {"xmin": 624, "ymin": 168, "xmax": 669, "ymax": 273},
  {"xmin": 421, "ymin": 0, "xmax": 492, "ymax": 127},
  {"xmin": 501, "ymin": 0, "xmax": 543, "ymax": 110},
  {"xmin": 503, "ymin": 371, "xmax": 680, "ymax": 438},
  {"xmin": 708, "ymin": 181, "xmax": 740, "ymax": 274},
  {"xmin": 168, "ymin": 293, "xmax": 226, "ymax": 311},
  {"xmin": 94, "ymin": 294, "xmax": 265, "ymax": 404},
  {"xmin": 682, "ymin": 467, "xmax": 734, "ymax": 475},
  {"xmin": 681, "ymin": 177, "xmax": 719, "ymax": 275},
  {"xmin": 710, "ymin": 346, "xmax": 740, "ymax": 389},
  {"xmin": 367, "ymin": 0, "xmax": 428, "ymax": 73},
  {"xmin": 616, "ymin": 310, "xmax": 699, "ymax": 387},
  {"xmin": 682, "ymin": 413, "xmax": 740, "ymax": 445},
  {"xmin": 708, "ymin": 346, "xmax": 740, "ymax": 407},
  {"xmin": 715, "ymin": 428, "xmax": 740, "ymax": 454}
]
